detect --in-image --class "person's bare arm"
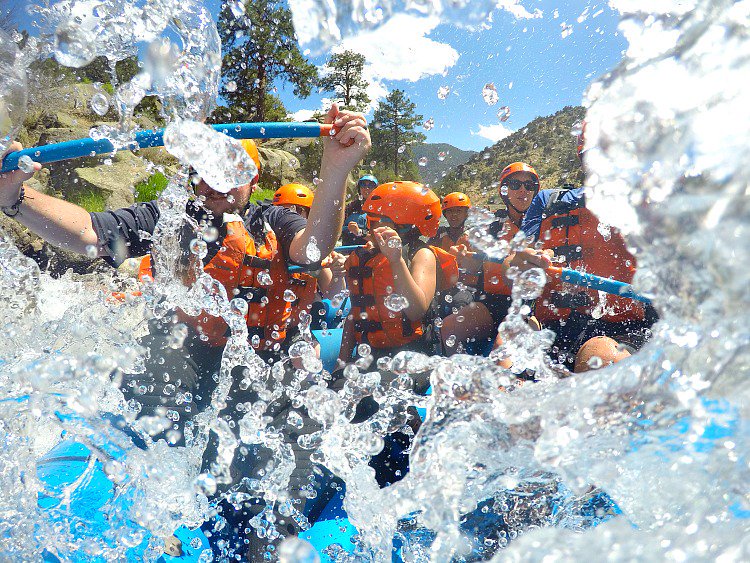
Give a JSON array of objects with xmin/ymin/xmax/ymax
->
[
  {"xmin": 319, "ymin": 251, "xmax": 347, "ymax": 299},
  {"xmin": 288, "ymin": 104, "xmax": 371, "ymax": 264},
  {"xmin": 0, "ymin": 143, "xmax": 98, "ymax": 255},
  {"xmin": 337, "ymin": 314, "xmax": 357, "ymax": 366},
  {"xmin": 376, "ymin": 227, "xmax": 437, "ymax": 322}
]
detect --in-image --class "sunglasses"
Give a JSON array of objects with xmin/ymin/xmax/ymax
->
[{"xmin": 505, "ymin": 179, "xmax": 539, "ymax": 191}]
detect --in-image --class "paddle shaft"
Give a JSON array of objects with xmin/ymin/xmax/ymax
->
[
  {"xmin": 548, "ymin": 266, "xmax": 652, "ymax": 304},
  {"xmin": 1, "ymin": 122, "xmax": 334, "ymax": 173},
  {"xmin": 482, "ymin": 257, "xmax": 652, "ymax": 305}
]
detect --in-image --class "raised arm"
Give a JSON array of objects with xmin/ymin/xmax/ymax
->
[
  {"xmin": 0, "ymin": 142, "xmax": 99, "ymax": 255},
  {"xmin": 288, "ymin": 104, "xmax": 371, "ymax": 264}
]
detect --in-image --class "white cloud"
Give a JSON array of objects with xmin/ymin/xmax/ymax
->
[
  {"xmin": 472, "ymin": 123, "xmax": 515, "ymax": 144},
  {"xmin": 496, "ymin": 0, "xmax": 543, "ymax": 20},
  {"xmin": 288, "ymin": 98, "xmax": 336, "ymax": 122},
  {"xmin": 289, "ymin": 109, "xmax": 318, "ymax": 122},
  {"xmin": 330, "ymin": 14, "xmax": 459, "ymax": 112}
]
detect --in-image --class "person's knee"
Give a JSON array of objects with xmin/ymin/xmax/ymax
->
[{"xmin": 574, "ymin": 336, "xmax": 630, "ymax": 373}]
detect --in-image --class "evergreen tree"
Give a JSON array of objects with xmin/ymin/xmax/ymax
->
[
  {"xmin": 216, "ymin": 0, "xmax": 317, "ymax": 122},
  {"xmin": 319, "ymin": 50, "xmax": 370, "ymax": 111},
  {"xmin": 371, "ymin": 89, "xmax": 425, "ymax": 179}
]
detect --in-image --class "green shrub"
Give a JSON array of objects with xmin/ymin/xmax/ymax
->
[
  {"xmin": 250, "ymin": 187, "xmax": 276, "ymax": 203},
  {"xmin": 135, "ymin": 172, "xmax": 169, "ymax": 202},
  {"xmin": 70, "ymin": 190, "xmax": 107, "ymax": 213}
]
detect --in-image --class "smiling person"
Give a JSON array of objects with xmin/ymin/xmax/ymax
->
[
  {"xmin": 334, "ymin": 181, "xmax": 458, "ymax": 487},
  {"xmin": 0, "ymin": 103, "xmax": 372, "ymax": 558},
  {"xmin": 341, "ymin": 174, "xmax": 378, "ymax": 246},
  {"xmin": 521, "ymin": 126, "xmax": 657, "ymax": 373},
  {"xmin": 440, "ymin": 162, "xmax": 550, "ymax": 357}
]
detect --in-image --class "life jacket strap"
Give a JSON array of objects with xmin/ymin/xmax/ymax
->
[{"xmin": 552, "ymin": 244, "xmax": 583, "ymax": 262}]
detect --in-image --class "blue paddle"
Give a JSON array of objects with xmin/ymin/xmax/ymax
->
[
  {"xmin": 549, "ymin": 266, "xmax": 652, "ymax": 304},
  {"xmin": 1, "ymin": 122, "xmax": 335, "ymax": 173}
]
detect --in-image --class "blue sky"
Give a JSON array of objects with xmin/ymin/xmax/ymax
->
[{"xmin": 8, "ymin": 1, "xmax": 626, "ymax": 151}]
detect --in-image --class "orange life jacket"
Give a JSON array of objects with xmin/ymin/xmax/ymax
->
[
  {"xmin": 138, "ymin": 220, "xmax": 305, "ymax": 349},
  {"xmin": 477, "ymin": 213, "xmax": 519, "ymax": 296},
  {"xmin": 534, "ymin": 189, "xmax": 645, "ymax": 324},
  {"xmin": 287, "ymin": 270, "xmax": 319, "ymax": 327},
  {"xmin": 435, "ymin": 227, "xmax": 478, "ymax": 288},
  {"xmin": 345, "ymin": 243, "xmax": 459, "ymax": 349}
]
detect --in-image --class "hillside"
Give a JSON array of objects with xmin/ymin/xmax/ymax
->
[
  {"xmin": 411, "ymin": 143, "xmax": 477, "ymax": 186},
  {"xmin": 438, "ymin": 106, "xmax": 586, "ymax": 205}
]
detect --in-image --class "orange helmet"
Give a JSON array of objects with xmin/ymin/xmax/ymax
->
[
  {"xmin": 273, "ymin": 183, "xmax": 314, "ymax": 208},
  {"xmin": 442, "ymin": 192, "xmax": 471, "ymax": 211},
  {"xmin": 363, "ymin": 181, "xmax": 441, "ymax": 238},
  {"xmin": 240, "ymin": 139, "xmax": 262, "ymax": 178},
  {"xmin": 500, "ymin": 162, "xmax": 538, "ymax": 185}
]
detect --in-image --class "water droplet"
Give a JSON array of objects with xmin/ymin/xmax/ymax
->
[
  {"xmin": 17, "ymin": 155, "xmax": 34, "ymax": 174},
  {"xmin": 190, "ymin": 239, "xmax": 208, "ymax": 258},
  {"xmin": 225, "ymin": 80, "xmax": 237, "ymax": 93},
  {"xmin": 306, "ymin": 237, "xmax": 322, "ymax": 262},
  {"xmin": 445, "ymin": 334, "xmax": 457, "ymax": 347},
  {"xmin": 167, "ymin": 323, "xmax": 192, "ymax": 350},
  {"xmin": 278, "ymin": 537, "xmax": 317, "ymax": 563},
  {"xmin": 357, "ymin": 343, "xmax": 371, "ymax": 357},
  {"xmin": 54, "ymin": 21, "xmax": 97, "ymax": 68},
  {"xmin": 229, "ymin": 0, "xmax": 246, "ymax": 18},
  {"xmin": 437, "ymin": 85, "xmax": 450, "ymax": 99},
  {"xmin": 257, "ymin": 270, "xmax": 273, "ymax": 285},
  {"xmin": 384, "ymin": 294, "xmax": 408, "ymax": 312},
  {"xmin": 587, "ymin": 355, "xmax": 604, "ymax": 369},
  {"xmin": 283, "ymin": 289, "xmax": 297, "ymax": 302},
  {"xmin": 369, "ymin": 160, "xmax": 377, "ymax": 167},
  {"xmin": 497, "ymin": 106, "xmax": 511, "ymax": 122},
  {"xmin": 90, "ymin": 92, "xmax": 109, "ymax": 116},
  {"xmin": 423, "ymin": 117, "xmax": 435, "ymax": 131},
  {"xmin": 418, "ymin": 157, "xmax": 428, "ymax": 167},
  {"xmin": 397, "ymin": 144, "xmax": 406, "ymax": 154},
  {"xmin": 230, "ymin": 298, "xmax": 248, "ymax": 316},
  {"xmin": 387, "ymin": 237, "xmax": 402, "ymax": 249},
  {"xmin": 482, "ymin": 83, "xmax": 499, "ymax": 105},
  {"xmin": 85, "ymin": 244, "xmax": 98, "ymax": 259},
  {"xmin": 286, "ymin": 411, "xmax": 304, "ymax": 429},
  {"xmin": 437, "ymin": 151, "xmax": 447, "ymax": 162},
  {"xmin": 194, "ymin": 473, "xmax": 217, "ymax": 495},
  {"xmin": 202, "ymin": 226, "xmax": 219, "ymax": 243}
]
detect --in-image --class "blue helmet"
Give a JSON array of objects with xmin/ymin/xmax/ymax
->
[{"xmin": 357, "ymin": 174, "xmax": 379, "ymax": 187}]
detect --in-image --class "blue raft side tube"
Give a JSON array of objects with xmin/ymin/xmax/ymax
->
[{"xmin": 1, "ymin": 122, "xmax": 332, "ymax": 173}]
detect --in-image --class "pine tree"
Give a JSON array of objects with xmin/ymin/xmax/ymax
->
[
  {"xmin": 216, "ymin": 0, "xmax": 318, "ymax": 122},
  {"xmin": 371, "ymin": 89, "xmax": 426, "ymax": 179},
  {"xmin": 319, "ymin": 50, "xmax": 370, "ymax": 111}
]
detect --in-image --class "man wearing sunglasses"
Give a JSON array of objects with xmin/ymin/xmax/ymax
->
[
  {"xmin": 520, "ymin": 125, "xmax": 656, "ymax": 373},
  {"xmin": 441, "ymin": 162, "xmax": 549, "ymax": 357},
  {"xmin": 341, "ymin": 174, "xmax": 378, "ymax": 245}
]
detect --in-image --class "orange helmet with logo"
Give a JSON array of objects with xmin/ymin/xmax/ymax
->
[
  {"xmin": 500, "ymin": 162, "xmax": 538, "ymax": 185},
  {"xmin": 442, "ymin": 192, "xmax": 471, "ymax": 211},
  {"xmin": 273, "ymin": 183, "xmax": 314, "ymax": 208},
  {"xmin": 240, "ymin": 139, "xmax": 262, "ymax": 180},
  {"xmin": 363, "ymin": 181, "xmax": 441, "ymax": 238}
]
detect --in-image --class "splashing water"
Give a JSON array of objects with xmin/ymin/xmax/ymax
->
[
  {"xmin": 0, "ymin": 0, "xmax": 748, "ymax": 561},
  {"xmin": 0, "ymin": 29, "xmax": 27, "ymax": 152}
]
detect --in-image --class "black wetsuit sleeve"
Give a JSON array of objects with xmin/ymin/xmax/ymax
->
[
  {"xmin": 90, "ymin": 201, "xmax": 160, "ymax": 267},
  {"xmin": 259, "ymin": 203, "xmax": 308, "ymax": 260}
]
